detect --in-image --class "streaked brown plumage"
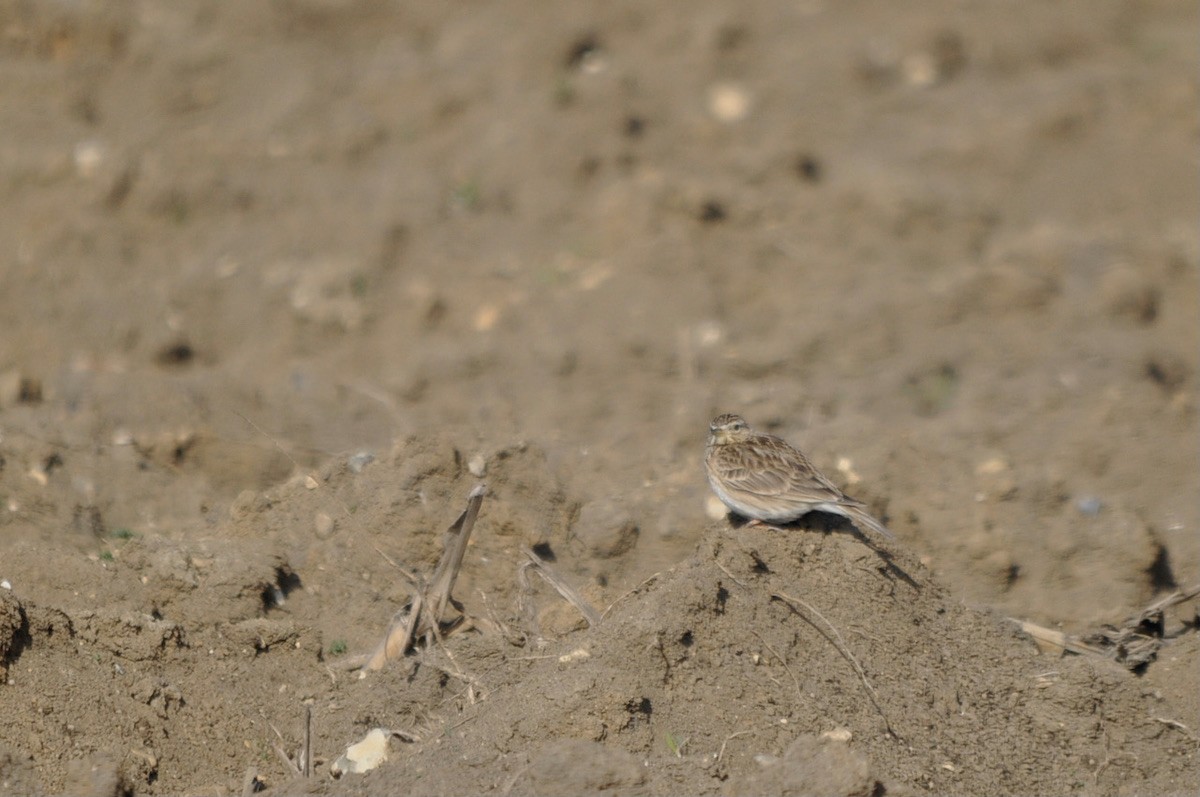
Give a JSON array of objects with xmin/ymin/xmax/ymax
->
[{"xmin": 705, "ymin": 413, "xmax": 894, "ymax": 540}]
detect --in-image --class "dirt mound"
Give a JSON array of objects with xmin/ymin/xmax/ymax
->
[
  {"xmin": 1, "ymin": 444, "xmax": 1194, "ymax": 795},
  {"xmin": 293, "ymin": 508, "xmax": 1194, "ymax": 796}
]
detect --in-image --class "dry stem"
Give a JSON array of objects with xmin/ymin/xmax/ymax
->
[
  {"xmin": 363, "ymin": 484, "xmax": 486, "ymax": 672},
  {"xmin": 751, "ymin": 630, "xmax": 802, "ymax": 701},
  {"xmin": 522, "ymin": 547, "xmax": 602, "ymax": 627},
  {"xmin": 772, "ymin": 590, "xmax": 895, "ymax": 738}
]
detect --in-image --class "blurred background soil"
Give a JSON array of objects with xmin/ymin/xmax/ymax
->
[{"xmin": 0, "ymin": 1, "xmax": 1196, "ymax": 794}]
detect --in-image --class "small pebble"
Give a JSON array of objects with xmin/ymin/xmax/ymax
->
[
  {"xmin": 693, "ymin": 320, "xmax": 724, "ymax": 347},
  {"xmin": 468, "ymin": 454, "xmax": 487, "ymax": 478},
  {"xmin": 1076, "ymin": 496, "xmax": 1102, "ymax": 516},
  {"xmin": 314, "ymin": 512, "xmax": 335, "ymax": 539},
  {"xmin": 902, "ymin": 52, "xmax": 938, "ymax": 87},
  {"xmin": 558, "ymin": 648, "xmax": 590, "ymax": 664},
  {"xmin": 976, "ymin": 457, "xmax": 1009, "ymax": 475},
  {"xmin": 835, "ymin": 457, "xmax": 861, "ymax": 486},
  {"xmin": 348, "ymin": 451, "xmax": 375, "ymax": 473},
  {"xmin": 473, "ymin": 304, "xmax": 500, "ymax": 331},
  {"xmin": 331, "ymin": 729, "xmax": 393, "ymax": 777},
  {"xmin": 705, "ymin": 494, "xmax": 728, "ymax": 520},
  {"xmin": 73, "ymin": 139, "xmax": 106, "ymax": 178},
  {"xmin": 708, "ymin": 82, "xmax": 751, "ymax": 123}
]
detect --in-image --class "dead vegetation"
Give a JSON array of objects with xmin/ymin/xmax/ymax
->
[{"xmin": 1013, "ymin": 584, "xmax": 1200, "ymax": 671}]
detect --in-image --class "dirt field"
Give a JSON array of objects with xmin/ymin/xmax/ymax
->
[{"xmin": 1, "ymin": 1, "xmax": 1197, "ymax": 794}]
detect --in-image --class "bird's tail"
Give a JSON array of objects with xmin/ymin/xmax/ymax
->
[{"xmin": 842, "ymin": 503, "xmax": 895, "ymax": 540}]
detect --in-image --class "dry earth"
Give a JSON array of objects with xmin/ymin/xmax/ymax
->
[{"xmin": 0, "ymin": 1, "xmax": 1197, "ymax": 795}]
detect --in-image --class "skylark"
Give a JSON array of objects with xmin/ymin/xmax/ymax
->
[{"xmin": 705, "ymin": 413, "xmax": 894, "ymax": 540}]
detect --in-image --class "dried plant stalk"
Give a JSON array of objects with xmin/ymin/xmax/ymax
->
[
  {"xmin": 363, "ymin": 484, "xmax": 486, "ymax": 672},
  {"xmin": 522, "ymin": 547, "xmax": 602, "ymax": 628},
  {"xmin": 1012, "ymin": 583, "xmax": 1200, "ymax": 671}
]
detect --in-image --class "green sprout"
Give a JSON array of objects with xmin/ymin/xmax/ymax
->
[
  {"xmin": 665, "ymin": 732, "xmax": 687, "ymax": 758},
  {"xmin": 451, "ymin": 180, "xmax": 481, "ymax": 211}
]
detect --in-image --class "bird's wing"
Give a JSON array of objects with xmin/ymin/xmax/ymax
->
[
  {"xmin": 711, "ymin": 448, "xmax": 791, "ymax": 497},
  {"xmin": 777, "ymin": 445, "xmax": 848, "ymax": 504},
  {"xmin": 715, "ymin": 436, "xmax": 847, "ymax": 504},
  {"xmin": 797, "ymin": 454, "xmax": 851, "ymax": 502}
]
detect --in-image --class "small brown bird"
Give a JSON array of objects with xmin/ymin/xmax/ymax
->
[{"xmin": 705, "ymin": 413, "xmax": 894, "ymax": 540}]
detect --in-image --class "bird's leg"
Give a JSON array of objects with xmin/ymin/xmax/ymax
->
[{"xmin": 745, "ymin": 519, "xmax": 786, "ymax": 532}]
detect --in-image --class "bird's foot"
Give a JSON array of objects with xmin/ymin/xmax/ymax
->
[{"xmin": 746, "ymin": 519, "xmax": 786, "ymax": 532}]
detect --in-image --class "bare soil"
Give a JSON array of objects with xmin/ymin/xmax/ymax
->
[{"xmin": 0, "ymin": 1, "xmax": 1197, "ymax": 795}]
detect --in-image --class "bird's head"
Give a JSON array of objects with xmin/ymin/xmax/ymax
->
[{"xmin": 708, "ymin": 413, "xmax": 752, "ymax": 445}]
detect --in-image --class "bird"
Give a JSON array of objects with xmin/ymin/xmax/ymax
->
[{"xmin": 705, "ymin": 413, "xmax": 894, "ymax": 540}]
